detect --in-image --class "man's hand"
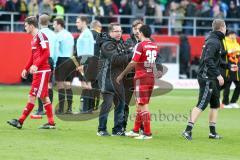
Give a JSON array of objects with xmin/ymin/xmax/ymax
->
[
  {"xmin": 21, "ymin": 69, "xmax": 28, "ymax": 79},
  {"xmin": 217, "ymin": 75, "xmax": 224, "ymax": 86},
  {"xmin": 230, "ymin": 64, "xmax": 238, "ymax": 72},
  {"xmin": 29, "ymin": 65, "xmax": 38, "ymax": 74},
  {"xmin": 116, "ymin": 74, "xmax": 124, "ymax": 84}
]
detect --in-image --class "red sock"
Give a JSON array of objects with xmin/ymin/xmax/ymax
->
[
  {"xmin": 19, "ymin": 102, "xmax": 35, "ymax": 124},
  {"xmin": 141, "ymin": 111, "xmax": 151, "ymax": 136},
  {"xmin": 133, "ymin": 110, "xmax": 142, "ymax": 132},
  {"xmin": 44, "ymin": 103, "xmax": 54, "ymax": 125}
]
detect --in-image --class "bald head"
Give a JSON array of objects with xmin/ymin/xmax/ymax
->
[{"xmin": 39, "ymin": 14, "xmax": 50, "ymax": 27}]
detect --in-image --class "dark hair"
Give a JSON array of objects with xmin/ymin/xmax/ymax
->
[
  {"xmin": 25, "ymin": 16, "xmax": 38, "ymax": 28},
  {"xmin": 53, "ymin": 17, "xmax": 65, "ymax": 28},
  {"xmin": 77, "ymin": 16, "xmax": 89, "ymax": 24},
  {"xmin": 139, "ymin": 25, "xmax": 152, "ymax": 38},
  {"xmin": 108, "ymin": 22, "xmax": 121, "ymax": 32},
  {"xmin": 226, "ymin": 30, "xmax": 236, "ymax": 36}
]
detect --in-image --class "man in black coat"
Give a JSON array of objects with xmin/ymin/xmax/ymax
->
[
  {"xmin": 182, "ymin": 19, "xmax": 238, "ymax": 141},
  {"xmin": 97, "ymin": 23, "xmax": 132, "ymax": 136}
]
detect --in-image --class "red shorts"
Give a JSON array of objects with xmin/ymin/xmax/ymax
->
[
  {"xmin": 134, "ymin": 77, "xmax": 154, "ymax": 105},
  {"xmin": 29, "ymin": 70, "xmax": 51, "ymax": 98}
]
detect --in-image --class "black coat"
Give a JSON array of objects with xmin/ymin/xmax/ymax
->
[
  {"xmin": 97, "ymin": 33, "xmax": 132, "ymax": 93},
  {"xmin": 198, "ymin": 31, "xmax": 228, "ymax": 80}
]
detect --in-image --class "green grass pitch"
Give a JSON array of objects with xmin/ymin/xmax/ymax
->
[{"xmin": 0, "ymin": 85, "xmax": 239, "ymax": 160}]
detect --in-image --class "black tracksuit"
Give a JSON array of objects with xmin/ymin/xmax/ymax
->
[{"xmin": 196, "ymin": 31, "xmax": 229, "ymax": 110}]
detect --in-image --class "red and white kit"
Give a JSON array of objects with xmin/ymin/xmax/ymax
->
[
  {"xmin": 24, "ymin": 31, "xmax": 51, "ymax": 98},
  {"xmin": 132, "ymin": 40, "xmax": 159, "ymax": 105}
]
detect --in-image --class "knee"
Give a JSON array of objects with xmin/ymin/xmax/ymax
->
[
  {"xmin": 41, "ymin": 97, "xmax": 51, "ymax": 104},
  {"xmin": 28, "ymin": 95, "xmax": 36, "ymax": 104}
]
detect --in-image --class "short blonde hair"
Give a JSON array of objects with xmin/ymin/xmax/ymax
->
[{"xmin": 212, "ymin": 19, "xmax": 225, "ymax": 31}]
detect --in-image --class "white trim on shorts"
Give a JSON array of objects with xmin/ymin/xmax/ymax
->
[{"xmin": 36, "ymin": 70, "xmax": 49, "ymax": 98}]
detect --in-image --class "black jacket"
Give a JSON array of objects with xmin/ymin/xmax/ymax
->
[
  {"xmin": 97, "ymin": 33, "xmax": 132, "ymax": 92},
  {"xmin": 198, "ymin": 31, "xmax": 227, "ymax": 80}
]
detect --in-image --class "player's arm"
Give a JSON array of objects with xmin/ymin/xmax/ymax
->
[
  {"xmin": 116, "ymin": 60, "xmax": 136, "ymax": 84},
  {"xmin": 22, "ymin": 55, "xmax": 33, "ymax": 79},
  {"xmin": 116, "ymin": 43, "xmax": 142, "ymax": 84}
]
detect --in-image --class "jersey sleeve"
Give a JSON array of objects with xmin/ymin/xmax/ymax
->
[
  {"xmin": 132, "ymin": 43, "xmax": 143, "ymax": 62},
  {"xmin": 24, "ymin": 54, "xmax": 33, "ymax": 71}
]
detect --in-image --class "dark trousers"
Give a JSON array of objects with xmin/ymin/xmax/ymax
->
[
  {"xmin": 222, "ymin": 80, "xmax": 240, "ymax": 105},
  {"xmin": 123, "ymin": 77, "xmax": 134, "ymax": 130},
  {"xmin": 98, "ymin": 93, "xmax": 125, "ymax": 132}
]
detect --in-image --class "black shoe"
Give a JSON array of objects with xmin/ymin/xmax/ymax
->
[
  {"xmin": 209, "ymin": 133, "xmax": 222, "ymax": 139},
  {"xmin": 182, "ymin": 131, "xmax": 192, "ymax": 140},
  {"xmin": 7, "ymin": 119, "xmax": 22, "ymax": 129},
  {"xmin": 112, "ymin": 131, "xmax": 125, "ymax": 136},
  {"xmin": 39, "ymin": 123, "xmax": 56, "ymax": 129},
  {"xmin": 97, "ymin": 131, "xmax": 111, "ymax": 136}
]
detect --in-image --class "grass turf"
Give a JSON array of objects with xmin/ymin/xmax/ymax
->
[{"xmin": 0, "ymin": 85, "xmax": 239, "ymax": 160}]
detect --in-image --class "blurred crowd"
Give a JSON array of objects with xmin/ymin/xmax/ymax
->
[{"xmin": 0, "ymin": 0, "xmax": 240, "ymax": 34}]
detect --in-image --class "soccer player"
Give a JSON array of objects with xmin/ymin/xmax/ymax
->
[
  {"xmin": 116, "ymin": 25, "xmax": 162, "ymax": 140},
  {"xmin": 7, "ymin": 16, "xmax": 55, "ymax": 129},
  {"xmin": 123, "ymin": 19, "xmax": 144, "ymax": 131},
  {"xmin": 34, "ymin": 14, "xmax": 57, "ymax": 116}
]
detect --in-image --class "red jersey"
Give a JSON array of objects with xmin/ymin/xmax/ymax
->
[
  {"xmin": 25, "ymin": 31, "xmax": 50, "ymax": 71},
  {"xmin": 132, "ymin": 40, "xmax": 159, "ymax": 79}
]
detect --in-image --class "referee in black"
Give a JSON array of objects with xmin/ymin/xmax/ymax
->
[{"xmin": 182, "ymin": 19, "xmax": 238, "ymax": 140}]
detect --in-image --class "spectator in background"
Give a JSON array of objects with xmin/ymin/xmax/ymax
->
[
  {"xmin": 0, "ymin": 0, "xmax": 6, "ymax": 30},
  {"xmin": 132, "ymin": 0, "xmax": 146, "ymax": 19},
  {"xmin": 4, "ymin": 0, "xmax": 20, "ymax": 31},
  {"xmin": 227, "ymin": 1, "xmax": 240, "ymax": 34},
  {"xmin": 154, "ymin": 0, "xmax": 163, "ymax": 34},
  {"xmin": 19, "ymin": 0, "xmax": 28, "ymax": 22},
  {"xmin": 183, "ymin": 0, "xmax": 196, "ymax": 35},
  {"xmin": 28, "ymin": 0, "xmax": 39, "ymax": 16},
  {"xmin": 103, "ymin": 0, "xmax": 119, "ymax": 23},
  {"xmin": 64, "ymin": 0, "xmax": 82, "ymax": 32},
  {"xmin": 179, "ymin": 34, "xmax": 190, "ymax": 79},
  {"xmin": 82, "ymin": 0, "xmax": 94, "ymax": 14},
  {"xmin": 39, "ymin": 0, "xmax": 53, "ymax": 16},
  {"xmin": 213, "ymin": 4, "xmax": 224, "ymax": 19},
  {"xmin": 119, "ymin": 0, "xmax": 132, "ymax": 33},
  {"xmin": 0, "ymin": 0, "xmax": 6, "ymax": 10},
  {"xmin": 196, "ymin": 1, "xmax": 212, "ymax": 35},
  {"xmin": 93, "ymin": 0, "xmax": 104, "ymax": 17},
  {"xmin": 52, "ymin": 0, "xmax": 65, "ymax": 20},
  {"xmin": 169, "ymin": 1, "xmax": 185, "ymax": 35},
  {"xmin": 218, "ymin": 0, "xmax": 228, "ymax": 18},
  {"xmin": 145, "ymin": 0, "xmax": 156, "ymax": 25}
]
